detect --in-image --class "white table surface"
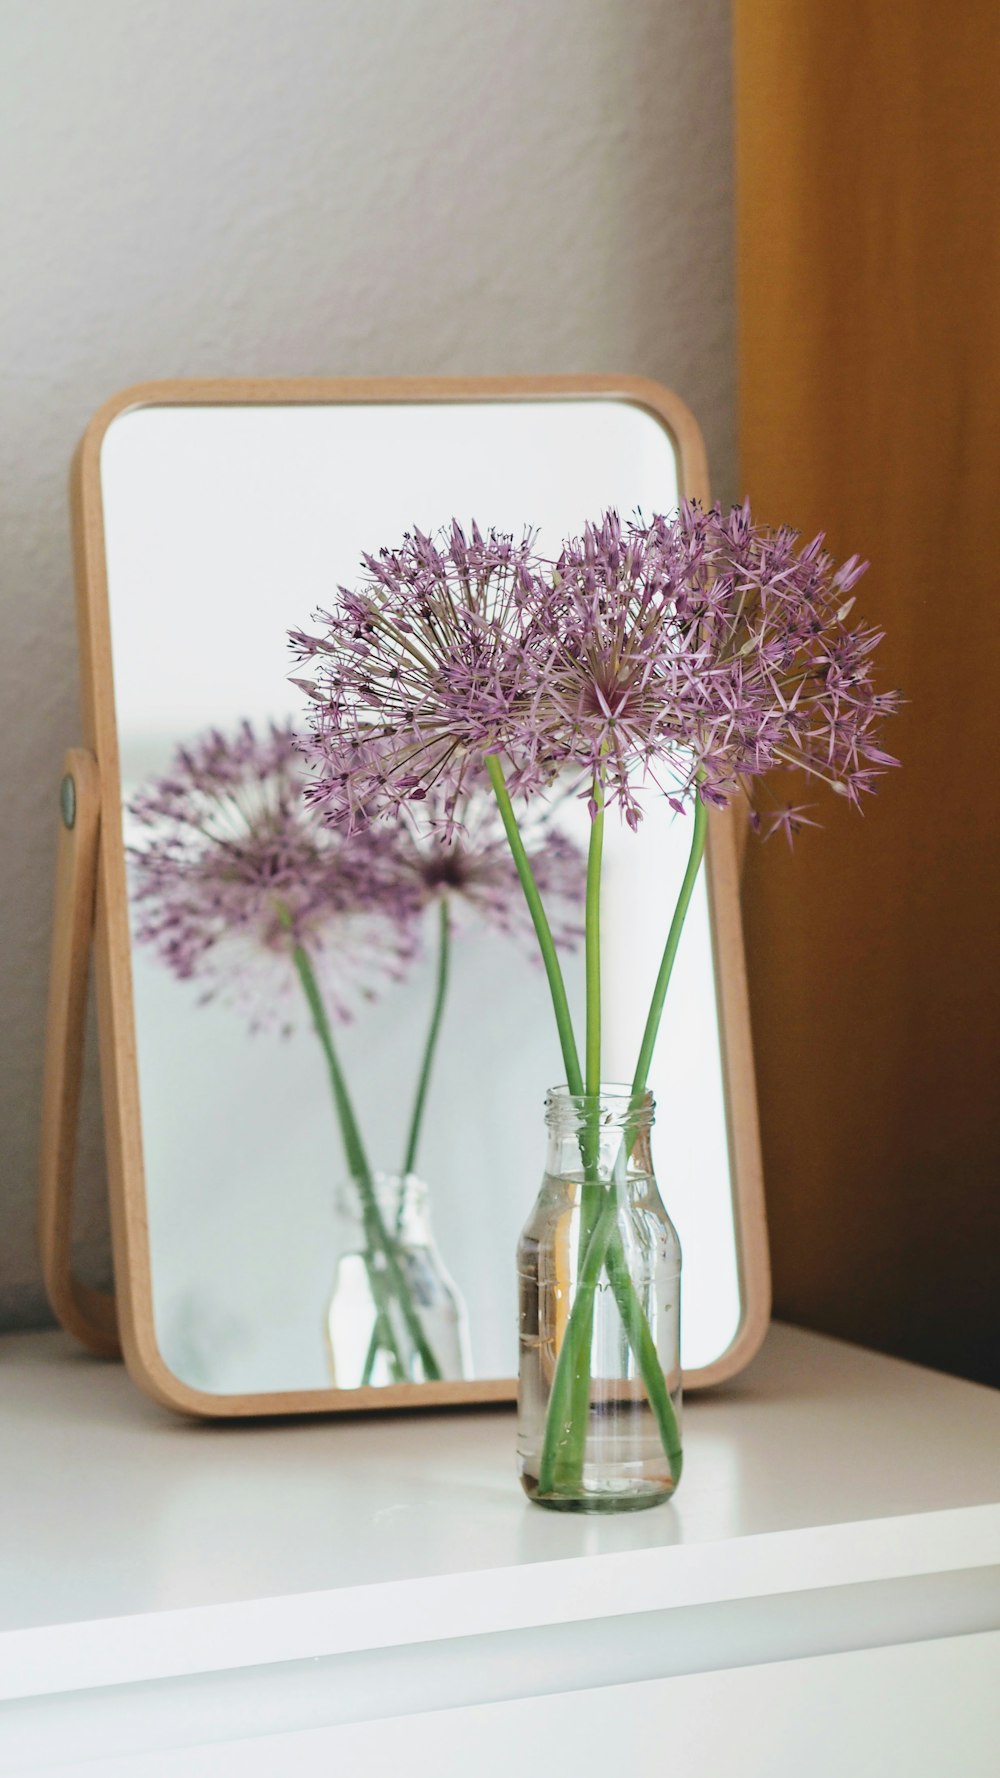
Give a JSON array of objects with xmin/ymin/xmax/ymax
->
[{"xmin": 2, "ymin": 1322, "xmax": 999, "ymax": 1704}]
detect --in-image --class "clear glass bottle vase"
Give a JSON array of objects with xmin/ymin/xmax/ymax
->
[
  {"xmin": 518, "ymin": 1085, "xmax": 682, "ymax": 1512},
  {"xmin": 326, "ymin": 1172, "xmax": 471, "ymax": 1388}
]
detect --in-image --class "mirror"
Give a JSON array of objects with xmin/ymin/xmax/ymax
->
[{"xmin": 69, "ymin": 378, "xmax": 767, "ymax": 1414}]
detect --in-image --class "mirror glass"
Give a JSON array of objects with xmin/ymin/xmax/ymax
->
[{"xmin": 100, "ymin": 397, "xmax": 741, "ymax": 1396}]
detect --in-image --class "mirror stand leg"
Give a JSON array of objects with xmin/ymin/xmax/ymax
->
[{"xmin": 38, "ymin": 748, "xmax": 121, "ymax": 1358}]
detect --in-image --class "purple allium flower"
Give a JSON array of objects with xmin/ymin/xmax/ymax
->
[
  {"xmin": 293, "ymin": 506, "xmax": 899, "ymax": 835},
  {"xmin": 290, "ymin": 521, "xmax": 545, "ymax": 835},
  {"xmin": 659, "ymin": 499, "xmax": 900, "ymax": 819},
  {"xmin": 493, "ymin": 503, "xmax": 899, "ymax": 828},
  {"xmin": 383, "ymin": 785, "xmax": 584, "ymax": 953},
  {"xmin": 126, "ymin": 720, "xmax": 421, "ymax": 1030}
]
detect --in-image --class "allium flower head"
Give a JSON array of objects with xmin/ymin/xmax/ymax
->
[
  {"xmin": 290, "ymin": 520, "xmax": 545, "ymax": 835},
  {"xmin": 662, "ymin": 499, "xmax": 901, "ymax": 825},
  {"xmin": 511, "ymin": 508, "xmax": 697, "ymax": 826},
  {"xmin": 495, "ymin": 503, "xmax": 900, "ymax": 829},
  {"xmin": 127, "ymin": 720, "xmax": 421, "ymax": 1030}
]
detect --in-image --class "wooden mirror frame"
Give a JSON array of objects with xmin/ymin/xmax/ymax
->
[{"xmin": 40, "ymin": 375, "xmax": 770, "ymax": 1417}]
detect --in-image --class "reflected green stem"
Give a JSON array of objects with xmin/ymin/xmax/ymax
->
[
  {"xmin": 278, "ymin": 908, "xmax": 442, "ymax": 1384},
  {"xmin": 360, "ymin": 1267, "xmax": 405, "ymax": 1385},
  {"xmin": 360, "ymin": 900, "xmax": 452, "ymax": 1385},
  {"xmin": 402, "ymin": 897, "xmax": 451, "ymax": 1179}
]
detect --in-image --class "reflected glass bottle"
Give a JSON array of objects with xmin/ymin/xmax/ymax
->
[
  {"xmin": 327, "ymin": 1172, "xmax": 471, "ymax": 1387},
  {"xmin": 518, "ymin": 1085, "xmax": 682, "ymax": 1512}
]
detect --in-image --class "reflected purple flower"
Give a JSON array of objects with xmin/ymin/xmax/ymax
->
[
  {"xmin": 126, "ymin": 719, "xmax": 420, "ymax": 1030},
  {"xmin": 127, "ymin": 720, "xmax": 582, "ymax": 1033},
  {"xmin": 384, "ymin": 784, "xmax": 583, "ymax": 953}
]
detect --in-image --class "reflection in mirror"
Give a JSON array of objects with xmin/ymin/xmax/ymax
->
[{"xmin": 101, "ymin": 399, "xmax": 741, "ymax": 1397}]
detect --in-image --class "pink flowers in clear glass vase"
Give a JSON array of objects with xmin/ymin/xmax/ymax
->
[{"xmin": 292, "ymin": 502, "xmax": 899, "ymax": 1504}]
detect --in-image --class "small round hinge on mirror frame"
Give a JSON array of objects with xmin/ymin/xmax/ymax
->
[{"xmin": 60, "ymin": 773, "xmax": 77, "ymax": 830}]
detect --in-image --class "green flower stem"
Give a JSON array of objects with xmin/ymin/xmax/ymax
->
[
  {"xmin": 604, "ymin": 1233, "xmax": 683, "ymax": 1479},
  {"xmin": 283, "ymin": 921, "xmax": 443, "ymax": 1384},
  {"xmin": 359, "ymin": 1301, "xmax": 402, "ymax": 1393},
  {"xmin": 579, "ymin": 771, "xmax": 606, "ymax": 1243},
  {"xmin": 485, "ymin": 754, "xmax": 583, "ymax": 1095},
  {"xmin": 401, "ymin": 897, "xmax": 451, "ymax": 1179},
  {"xmin": 584, "ymin": 780, "xmax": 605, "ymax": 1098},
  {"xmin": 537, "ymin": 1188, "xmax": 617, "ymax": 1493},
  {"xmin": 572, "ymin": 782, "xmax": 604, "ymax": 1265},
  {"xmin": 564, "ymin": 778, "xmax": 608, "ymax": 1463},
  {"xmin": 536, "ymin": 799, "xmax": 706, "ymax": 1499},
  {"xmin": 537, "ymin": 1188, "xmax": 683, "ymax": 1496},
  {"xmin": 358, "ymin": 900, "xmax": 453, "ymax": 1388},
  {"xmin": 286, "ymin": 936, "xmax": 367, "ymax": 1181},
  {"xmin": 484, "ymin": 754, "xmax": 602, "ymax": 1490},
  {"xmin": 631, "ymin": 793, "xmax": 708, "ymax": 1097},
  {"xmin": 483, "ymin": 761, "xmax": 690, "ymax": 1496}
]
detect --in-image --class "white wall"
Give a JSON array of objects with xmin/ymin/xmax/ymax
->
[{"xmin": 0, "ymin": 0, "xmax": 736, "ymax": 1329}]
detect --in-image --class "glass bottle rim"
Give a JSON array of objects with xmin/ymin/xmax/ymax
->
[{"xmin": 545, "ymin": 1082, "xmax": 655, "ymax": 1129}]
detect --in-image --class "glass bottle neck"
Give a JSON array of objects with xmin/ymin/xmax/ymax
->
[
  {"xmin": 335, "ymin": 1172, "xmax": 433, "ymax": 1243},
  {"xmin": 543, "ymin": 1085, "xmax": 655, "ymax": 1187}
]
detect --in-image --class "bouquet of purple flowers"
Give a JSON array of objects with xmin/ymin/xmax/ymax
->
[{"xmin": 292, "ymin": 501, "xmax": 899, "ymax": 1497}]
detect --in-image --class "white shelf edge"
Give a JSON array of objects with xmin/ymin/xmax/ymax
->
[{"xmin": 4, "ymin": 1502, "xmax": 999, "ymax": 1702}]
